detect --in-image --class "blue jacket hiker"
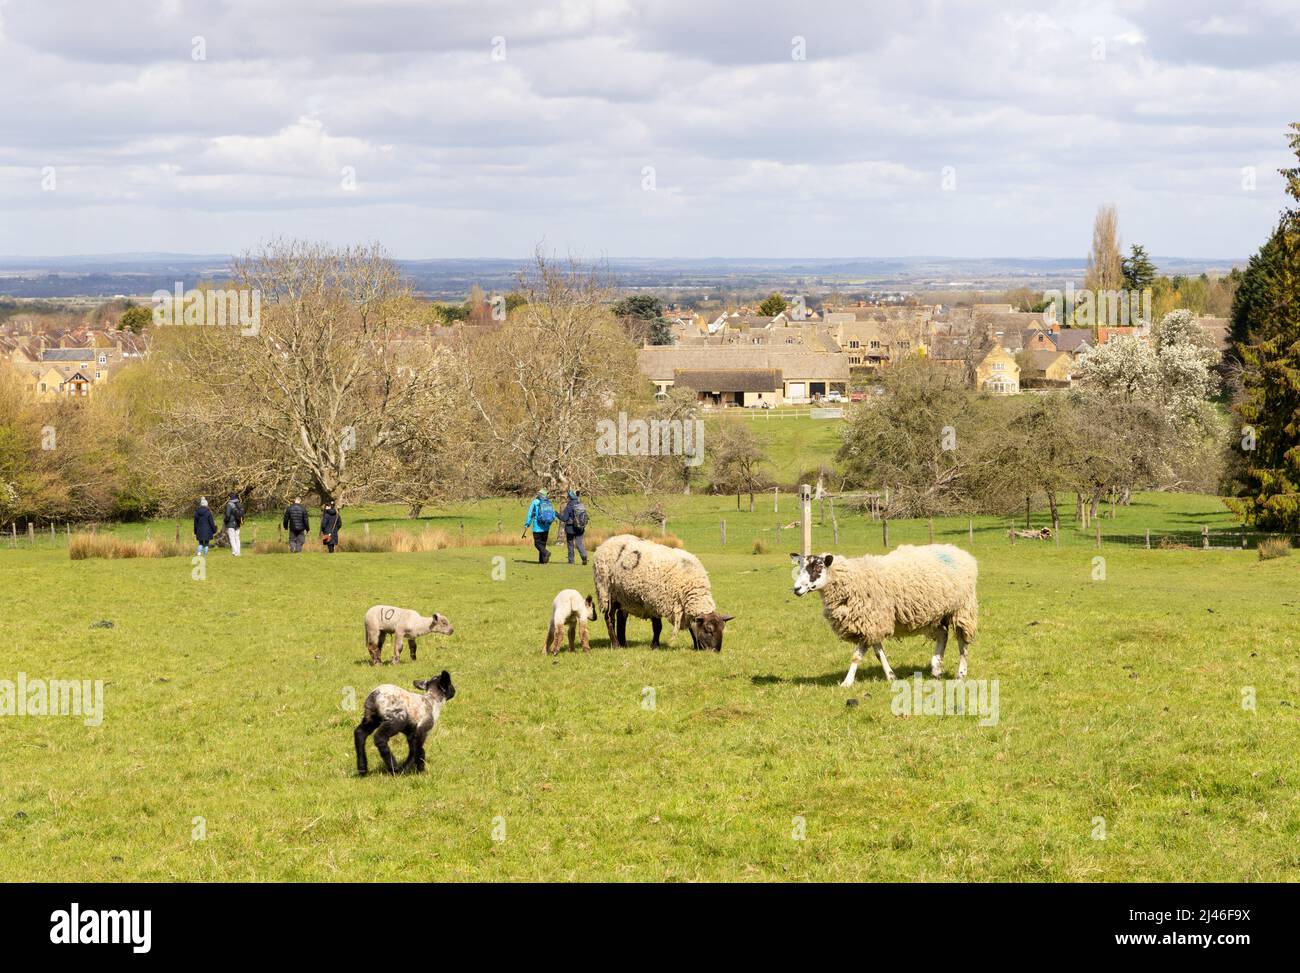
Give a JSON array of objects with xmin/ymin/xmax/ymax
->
[
  {"xmin": 558, "ymin": 489, "xmax": 589, "ymax": 566},
  {"xmin": 523, "ymin": 488, "xmax": 556, "ymax": 563}
]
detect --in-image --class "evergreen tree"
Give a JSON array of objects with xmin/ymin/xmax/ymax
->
[
  {"xmin": 1121, "ymin": 244, "xmax": 1156, "ymax": 292},
  {"xmin": 1228, "ymin": 123, "xmax": 1300, "ymax": 529}
]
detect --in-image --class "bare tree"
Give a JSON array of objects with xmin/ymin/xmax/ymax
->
[
  {"xmin": 458, "ymin": 251, "xmax": 642, "ymax": 493},
  {"xmin": 154, "ymin": 240, "xmax": 446, "ymax": 504},
  {"xmin": 711, "ymin": 420, "xmax": 769, "ymax": 511},
  {"xmin": 1084, "ymin": 204, "xmax": 1125, "ymax": 324}
]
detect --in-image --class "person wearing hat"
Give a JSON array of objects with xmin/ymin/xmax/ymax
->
[
  {"xmin": 522, "ymin": 488, "xmax": 557, "ymax": 563},
  {"xmin": 193, "ymin": 497, "xmax": 217, "ymax": 557},
  {"xmin": 558, "ymin": 488, "xmax": 589, "ymax": 566}
]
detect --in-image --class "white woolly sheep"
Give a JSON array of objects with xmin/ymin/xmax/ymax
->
[
  {"xmin": 593, "ymin": 534, "xmax": 733, "ymax": 651},
  {"xmin": 354, "ymin": 670, "xmax": 455, "ymax": 775},
  {"xmin": 791, "ymin": 544, "xmax": 978, "ymax": 685},
  {"xmin": 363, "ymin": 605, "xmax": 454, "ymax": 665},
  {"xmin": 546, "ymin": 589, "xmax": 596, "ymax": 654}
]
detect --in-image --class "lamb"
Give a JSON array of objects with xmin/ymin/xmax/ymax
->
[
  {"xmin": 354, "ymin": 670, "xmax": 455, "ymax": 775},
  {"xmin": 363, "ymin": 605, "xmax": 454, "ymax": 665},
  {"xmin": 546, "ymin": 589, "xmax": 596, "ymax": 654},
  {"xmin": 593, "ymin": 534, "xmax": 733, "ymax": 651},
  {"xmin": 791, "ymin": 544, "xmax": 978, "ymax": 686}
]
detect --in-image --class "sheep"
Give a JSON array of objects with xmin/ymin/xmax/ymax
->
[
  {"xmin": 593, "ymin": 534, "xmax": 734, "ymax": 651},
  {"xmin": 791, "ymin": 544, "xmax": 978, "ymax": 686},
  {"xmin": 363, "ymin": 605, "xmax": 454, "ymax": 665},
  {"xmin": 354, "ymin": 670, "xmax": 455, "ymax": 775},
  {"xmin": 546, "ymin": 589, "xmax": 596, "ymax": 654}
]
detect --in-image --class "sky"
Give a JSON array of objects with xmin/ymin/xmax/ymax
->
[{"xmin": 0, "ymin": 0, "xmax": 1296, "ymax": 260}]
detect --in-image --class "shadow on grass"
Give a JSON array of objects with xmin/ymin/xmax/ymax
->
[{"xmin": 751, "ymin": 666, "xmax": 928, "ymax": 687}]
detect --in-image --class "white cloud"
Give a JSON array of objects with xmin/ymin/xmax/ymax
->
[{"xmin": 0, "ymin": 0, "xmax": 1295, "ymax": 257}]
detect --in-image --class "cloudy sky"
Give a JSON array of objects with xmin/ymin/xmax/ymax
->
[{"xmin": 1, "ymin": 0, "xmax": 1296, "ymax": 259}]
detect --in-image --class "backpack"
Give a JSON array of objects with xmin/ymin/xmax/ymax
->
[
  {"xmin": 535, "ymin": 498, "xmax": 556, "ymax": 529},
  {"xmin": 573, "ymin": 502, "xmax": 589, "ymax": 532}
]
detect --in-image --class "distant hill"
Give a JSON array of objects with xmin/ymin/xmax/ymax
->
[{"xmin": 0, "ymin": 254, "xmax": 1245, "ymax": 300}]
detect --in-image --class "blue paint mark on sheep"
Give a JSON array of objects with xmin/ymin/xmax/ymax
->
[{"xmin": 934, "ymin": 550, "xmax": 955, "ymax": 568}]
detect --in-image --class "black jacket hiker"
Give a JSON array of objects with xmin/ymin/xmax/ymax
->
[
  {"xmin": 283, "ymin": 503, "xmax": 310, "ymax": 534},
  {"xmin": 320, "ymin": 506, "xmax": 342, "ymax": 552}
]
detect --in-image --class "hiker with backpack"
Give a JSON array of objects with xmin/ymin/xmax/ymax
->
[
  {"xmin": 223, "ymin": 492, "xmax": 245, "ymax": 556},
  {"xmin": 558, "ymin": 488, "xmax": 589, "ymax": 566},
  {"xmin": 522, "ymin": 488, "xmax": 557, "ymax": 563}
]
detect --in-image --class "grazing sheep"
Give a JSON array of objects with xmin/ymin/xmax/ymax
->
[
  {"xmin": 363, "ymin": 605, "xmax": 454, "ymax": 665},
  {"xmin": 546, "ymin": 589, "xmax": 596, "ymax": 654},
  {"xmin": 791, "ymin": 544, "xmax": 978, "ymax": 685},
  {"xmin": 593, "ymin": 534, "xmax": 734, "ymax": 651},
  {"xmin": 354, "ymin": 670, "xmax": 456, "ymax": 775}
]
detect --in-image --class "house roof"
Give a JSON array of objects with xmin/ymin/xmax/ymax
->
[
  {"xmin": 639, "ymin": 345, "xmax": 849, "ymax": 382},
  {"xmin": 42, "ymin": 348, "xmax": 96, "ymax": 362},
  {"xmin": 673, "ymin": 368, "xmax": 783, "ymax": 393},
  {"xmin": 1054, "ymin": 329, "xmax": 1093, "ymax": 353},
  {"xmin": 1027, "ymin": 350, "xmax": 1070, "ymax": 371}
]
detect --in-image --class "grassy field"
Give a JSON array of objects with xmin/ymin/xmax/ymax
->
[{"xmin": 2, "ymin": 491, "xmax": 1298, "ymax": 881}]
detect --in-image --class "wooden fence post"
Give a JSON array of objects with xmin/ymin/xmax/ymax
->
[
  {"xmin": 175, "ymin": 523, "xmax": 181, "ymax": 544},
  {"xmin": 1145, "ymin": 528, "xmax": 1150, "ymax": 550},
  {"xmin": 832, "ymin": 516, "xmax": 839, "ymax": 545},
  {"xmin": 720, "ymin": 519, "xmax": 726, "ymax": 545},
  {"xmin": 1095, "ymin": 521, "xmax": 1101, "ymax": 549},
  {"xmin": 1201, "ymin": 525, "xmax": 1209, "ymax": 550},
  {"xmin": 928, "ymin": 518, "xmax": 934, "ymax": 544},
  {"xmin": 27, "ymin": 523, "xmax": 34, "ymax": 546},
  {"xmin": 882, "ymin": 518, "xmax": 889, "ymax": 549},
  {"xmin": 800, "ymin": 484, "xmax": 812, "ymax": 559},
  {"xmin": 10, "ymin": 523, "xmax": 16, "ymax": 547},
  {"xmin": 968, "ymin": 518, "xmax": 973, "ymax": 544},
  {"xmin": 774, "ymin": 486, "xmax": 779, "ymax": 513}
]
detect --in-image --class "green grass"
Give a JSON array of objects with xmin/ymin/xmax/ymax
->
[
  {"xmin": 2, "ymin": 492, "xmax": 1298, "ymax": 881},
  {"xmin": 704, "ymin": 409, "xmax": 847, "ymax": 485}
]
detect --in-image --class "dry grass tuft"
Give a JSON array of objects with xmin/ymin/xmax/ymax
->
[{"xmin": 1258, "ymin": 537, "xmax": 1291, "ymax": 561}]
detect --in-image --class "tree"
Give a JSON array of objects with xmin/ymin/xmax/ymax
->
[
  {"xmin": 612, "ymin": 294, "xmax": 673, "ymax": 345},
  {"xmin": 757, "ymin": 293, "xmax": 789, "ymax": 317},
  {"xmin": 710, "ymin": 420, "xmax": 769, "ymax": 511},
  {"xmin": 458, "ymin": 252, "xmax": 642, "ymax": 493},
  {"xmin": 1227, "ymin": 122, "xmax": 1300, "ymax": 529},
  {"xmin": 1083, "ymin": 204, "xmax": 1124, "ymax": 325},
  {"xmin": 119, "ymin": 305, "xmax": 152, "ymax": 333},
  {"xmin": 837, "ymin": 358, "xmax": 998, "ymax": 517},
  {"xmin": 1121, "ymin": 244, "xmax": 1156, "ymax": 293},
  {"xmin": 154, "ymin": 240, "xmax": 446, "ymax": 505}
]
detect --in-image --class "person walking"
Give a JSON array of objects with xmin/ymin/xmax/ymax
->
[
  {"xmin": 522, "ymin": 488, "xmax": 556, "ymax": 563},
  {"xmin": 320, "ymin": 501, "xmax": 342, "ymax": 554},
  {"xmin": 558, "ymin": 488, "xmax": 589, "ymax": 566},
  {"xmin": 283, "ymin": 497, "xmax": 310, "ymax": 553},
  {"xmin": 193, "ymin": 497, "xmax": 216, "ymax": 556},
  {"xmin": 223, "ymin": 492, "xmax": 245, "ymax": 556}
]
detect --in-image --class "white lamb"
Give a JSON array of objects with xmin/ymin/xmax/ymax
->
[
  {"xmin": 592, "ymin": 534, "xmax": 734, "ymax": 651},
  {"xmin": 791, "ymin": 544, "xmax": 978, "ymax": 685},
  {"xmin": 363, "ymin": 605, "xmax": 454, "ymax": 665},
  {"xmin": 546, "ymin": 589, "xmax": 596, "ymax": 654}
]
